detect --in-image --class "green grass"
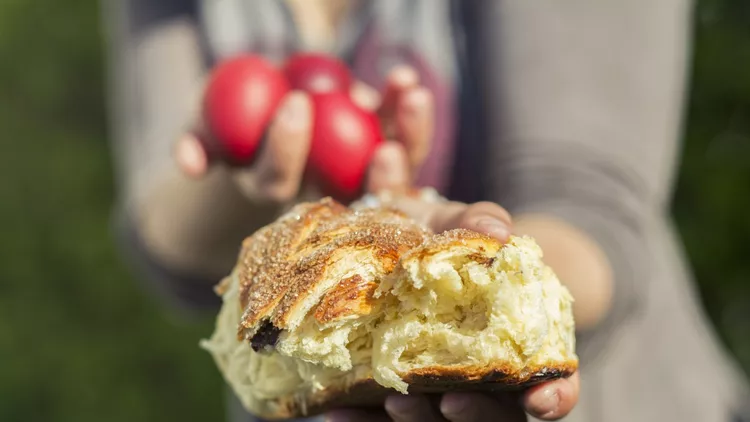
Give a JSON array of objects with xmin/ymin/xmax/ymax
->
[
  {"xmin": 0, "ymin": 1, "xmax": 224, "ymax": 420},
  {"xmin": 0, "ymin": 0, "xmax": 747, "ymax": 421}
]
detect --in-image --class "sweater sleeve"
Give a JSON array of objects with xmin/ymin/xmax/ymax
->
[
  {"xmin": 464, "ymin": 0, "xmax": 693, "ymax": 357},
  {"xmin": 102, "ymin": 0, "xmax": 222, "ymax": 311}
]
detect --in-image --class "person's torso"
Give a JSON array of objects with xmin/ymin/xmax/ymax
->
[{"xmin": 191, "ymin": 2, "xmax": 750, "ymax": 421}]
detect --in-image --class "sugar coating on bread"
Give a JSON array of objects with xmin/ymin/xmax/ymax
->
[
  {"xmin": 200, "ymin": 199, "xmax": 577, "ymax": 419},
  {"xmin": 236, "ymin": 199, "xmax": 428, "ymax": 334}
]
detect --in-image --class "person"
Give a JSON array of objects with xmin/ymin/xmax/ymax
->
[{"xmin": 102, "ymin": 1, "xmax": 750, "ymax": 421}]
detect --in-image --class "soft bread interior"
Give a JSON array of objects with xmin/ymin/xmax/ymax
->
[
  {"xmin": 370, "ymin": 235, "xmax": 575, "ymax": 392},
  {"xmin": 273, "ymin": 249, "xmax": 381, "ymax": 371},
  {"xmin": 201, "ymin": 271, "xmax": 363, "ymax": 417},
  {"xmin": 201, "ymin": 235, "xmax": 576, "ymax": 416}
]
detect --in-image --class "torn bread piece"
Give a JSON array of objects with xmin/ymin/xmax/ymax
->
[{"xmin": 201, "ymin": 198, "xmax": 577, "ymax": 420}]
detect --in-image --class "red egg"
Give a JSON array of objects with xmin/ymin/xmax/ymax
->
[
  {"xmin": 283, "ymin": 53, "xmax": 352, "ymax": 94},
  {"xmin": 308, "ymin": 92, "xmax": 384, "ymax": 199},
  {"xmin": 203, "ymin": 54, "xmax": 290, "ymax": 164}
]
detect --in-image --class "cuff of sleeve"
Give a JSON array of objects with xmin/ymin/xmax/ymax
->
[{"xmin": 111, "ymin": 204, "xmax": 222, "ymax": 314}]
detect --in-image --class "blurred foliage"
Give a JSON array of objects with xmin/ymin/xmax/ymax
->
[
  {"xmin": 0, "ymin": 1, "xmax": 224, "ymax": 421},
  {"xmin": 0, "ymin": 0, "xmax": 747, "ymax": 421},
  {"xmin": 673, "ymin": 0, "xmax": 750, "ymax": 375}
]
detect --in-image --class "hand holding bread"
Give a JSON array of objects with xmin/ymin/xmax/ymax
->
[{"xmin": 201, "ymin": 192, "xmax": 579, "ymax": 421}]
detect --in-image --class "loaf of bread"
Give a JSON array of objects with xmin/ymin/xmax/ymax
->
[{"xmin": 201, "ymin": 198, "xmax": 577, "ymax": 419}]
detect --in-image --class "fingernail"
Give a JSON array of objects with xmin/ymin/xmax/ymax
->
[
  {"xmin": 440, "ymin": 394, "xmax": 469, "ymax": 417},
  {"xmin": 351, "ymin": 83, "xmax": 380, "ymax": 111},
  {"xmin": 385, "ymin": 395, "xmax": 413, "ymax": 416},
  {"xmin": 476, "ymin": 218, "xmax": 510, "ymax": 240},
  {"xmin": 175, "ymin": 135, "xmax": 207, "ymax": 177},
  {"xmin": 528, "ymin": 388, "xmax": 560, "ymax": 418},
  {"xmin": 378, "ymin": 142, "xmax": 406, "ymax": 162},
  {"xmin": 392, "ymin": 65, "xmax": 418, "ymax": 86},
  {"xmin": 324, "ymin": 410, "xmax": 355, "ymax": 422},
  {"xmin": 401, "ymin": 89, "xmax": 428, "ymax": 117},
  {"xmin": 279, "ymin": 93, "xmax": 309, "ymax": 129},
  {"xmin": 406, "ymin": 89, "xmax": 429, "ymax": 108},
  {"xmin": 324, "ymin": 413, "xmax": 345, "ymax": 422}
]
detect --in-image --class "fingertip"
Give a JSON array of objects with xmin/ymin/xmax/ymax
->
[
  {"xmin": 174, "ymin": 134, "xmax": 208, "ymax": 178},
  {"xmin": 385, "ymin": 394, "xmax": 435, "ymax": 421},
  {"xmin": 458, "ymin": 205, "xmax": 513, "ymax": 241},
  {"xmin": 474, "ymin": 218, "xmax": 511, "ymax": 242},
  {"xmin": 384, "ymin": 394, "xmax": 412, "ymax": 415},
  {"xmin": 379, "ymin": 65, "xmax": 420, "ymax": 131},
  {"xmin": 523, "ymin": 386, "xmax": 560, "ymax": 420},
  {"xmin": 439, "ymin": 393, "xmax": 471, "ymax": 418},
  {"xmin": 351, "ymin": 81, "xmax": 381, "ymax": 111},
  {"xmin": 463, "ymin": 202, "xmax": 513, "ymax": 230},
  {"xmin": 324, "ymin": 410, "xmax": 352, "ymax": 422},
  {"xmin": 400, "ymin": 86, "xmax": 432, "ymax": 112},
  {"xmin": 523, "ymin": 373, "xmax": 579, "ymax": 420},
  {"xmin": 396, "ymin": 86, "xmax": 434, "ymax": 168},
  {"xmin": 373, "ymin": 141, "xmax": 408, "ymax": 165},
  {"xmin": 388, "ymin": 64, "xmax": 419, "ymax": 88},
  {"xmin": 440, "ymin": 392, "xmax": 526, "ymax": 422},
  {"xmin": 325, "ymin": 409, "xmax": 392, "ymax": 422}
]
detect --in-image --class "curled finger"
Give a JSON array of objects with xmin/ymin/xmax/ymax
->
[
  {"xmin": 350, "ymin": 81, "xmax": 381, "ymax": 112},
  {"xmin": 440, "ymin": 392, "xmax": 527, "ymax": 422},
  {"xmin": 385, "ymin": 394, "xmax": 448, "ymax": 422},
  {"xmin": 522, "ymin": 371, "xmax": 580, "ymax": 420},
  {"xmin": 427, "ymin": 201, "xmax": 513, "ymax": 242},
  {"xmin": 396, "ymin": 86, "xmax": 434, "ymax": 170},
  {"xmin": 366, "ymin": 141, "xmax": 411, "ymax": 194},
  {"xmin": 325, "ymin": 408, "xmax": 392, "ymax": 422},
  {"xmin": 379, "ymin": 65, "xmax": 419, "ymax": 137},
  {"xmin": 174, "ymin": 132, "xmax": 210, "ymax": 178}
]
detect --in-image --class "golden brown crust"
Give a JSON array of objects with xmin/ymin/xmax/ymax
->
[
  {"xmin": 260, "ymin": 360, "xmax": 578, "ymax": 420},
  {"xmin": 402, "ymin": 228, "xmax": 502, "ymax": 262},
  {"xmin": 237, "ymin": 198, "xmax": 429, "ymax": 336},
  {"xmin": 237, "ymin": 201, "xmax": 344, "ymax": 327},
  {"xmin": 313, "ymin": 275, "xmax": 378, "ymax": 324},
  {"xmin": 401, "ymin": 361, "xmax": 579, "ymax": 389}
]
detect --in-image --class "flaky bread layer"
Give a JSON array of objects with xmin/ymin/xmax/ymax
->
[{"xmin": 201, "ymin": 219, "xmax": 577, "ymax": 420}]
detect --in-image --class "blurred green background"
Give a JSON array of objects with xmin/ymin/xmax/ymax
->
[{"xmin": 0, "ymin": 1, "xmax": 748, "ymax": 421}]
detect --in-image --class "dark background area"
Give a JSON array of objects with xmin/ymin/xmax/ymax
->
[{"xmin": 0, "ymin": 1, "xmax": 748, "ymax": 421}]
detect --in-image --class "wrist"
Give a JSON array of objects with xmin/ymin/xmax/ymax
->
[{"xmin": 513, "ymin": 214, "xmax": 614, "ymax": 331}]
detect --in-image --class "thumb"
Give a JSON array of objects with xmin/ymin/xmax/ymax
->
[
  {"xmin": 233, "ymin": 91, "xmax": 313, "ymax": 203},
  {"xmin": 174, "ymin": 132, "xmax": 210, "ymax": 178}
]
